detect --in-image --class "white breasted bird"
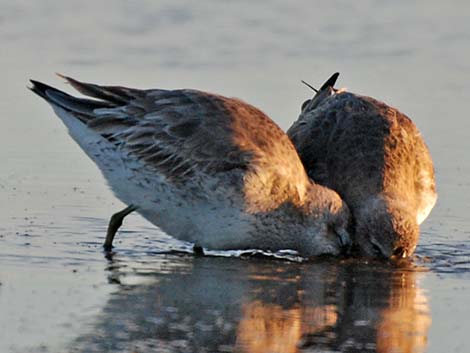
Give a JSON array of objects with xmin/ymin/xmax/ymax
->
[{"xmin": 30, "ymin": 75, "xmax": 350, "ymax": 257}]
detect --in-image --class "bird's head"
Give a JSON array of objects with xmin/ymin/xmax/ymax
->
[
  {"xmin": 299, "ymin": 184, "xmax": 352, "ymax": 257},
  {"xmin": 354, "ymin": 197, "xmax": 419, "ymax": 259}
]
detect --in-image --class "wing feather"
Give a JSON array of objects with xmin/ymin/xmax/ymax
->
[
  {"xmin": 69, "ymin": 83, "xmax": 252, "ymax": 182},
  {"xmin": 288, "ymin": 91, "xmax": 437, "ymax": 221},
  {"xmin": 31, "ymin": 76, "xmax": 311, "ymax": 209}
]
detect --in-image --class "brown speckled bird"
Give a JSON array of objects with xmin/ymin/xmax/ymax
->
[
  {"xmin": 29, "ymin": 75, "xmax": 351, "ymax": 257},
  {"xmin": 288, "ymin": 73, "xmax": 437, "ymax": 259}
]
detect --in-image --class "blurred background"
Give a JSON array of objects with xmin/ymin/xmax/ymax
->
[{"xmin": 1, "ymin": 1, "xmax": 469, "ymax": 352}]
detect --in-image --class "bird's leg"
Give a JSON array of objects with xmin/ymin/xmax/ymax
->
[
  {"xmin": 193, "ymin": 245, "xmax": 205, "ymax": 256},
  {"xmin": 103, "ymin": 204, "xmax": 138, "ymax": 251}
]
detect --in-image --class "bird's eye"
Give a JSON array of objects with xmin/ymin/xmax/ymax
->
[{"xmin": 301, "ymin": 99, "xmax": 311, "ymax": 111}]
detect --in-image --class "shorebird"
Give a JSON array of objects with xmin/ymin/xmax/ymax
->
[
  {"xmin": 29, "ymin": 75, "xmax": 351, "ymax": 257},
  {"xmin": 288, "ymin": 73, "xmax": 437, "ymax": 259}
]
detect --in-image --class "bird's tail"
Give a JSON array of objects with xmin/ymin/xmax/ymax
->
[{"xmin": 29, "ymin": 78, "xmax": 117, "ymax": 122}]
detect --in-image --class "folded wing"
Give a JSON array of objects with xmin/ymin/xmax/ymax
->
[{"xmin": 30, "ymin": 76, "xmax": 310, "ymax": 210}]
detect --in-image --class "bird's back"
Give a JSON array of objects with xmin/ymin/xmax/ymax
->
[
  {"xmin": 288, "ymin": 91, "xmax": 436, "ymax": 224},
  {"xmin": 31, "ymin": 77, "xmax": 310, "ymax": 209}
]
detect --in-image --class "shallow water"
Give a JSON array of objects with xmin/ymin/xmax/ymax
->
[{"xmin": 1, "ymin": 1, "xmax": 470, "ymax": 352}]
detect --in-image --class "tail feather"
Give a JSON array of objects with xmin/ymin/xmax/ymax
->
[
  {"xmin": 56, "ymin": 74, "xmax": 136, "ymax": 105},
  {"xmin": 319, "ymin": 72, "xmax": 340, "ymax": 91},
  {"xmin": 29, "ymin": 79, "xmax": 116, "ymax": 119},
  {"xmin": 29, "ymin": 79, "xmax": 62, "ymax": 102}
]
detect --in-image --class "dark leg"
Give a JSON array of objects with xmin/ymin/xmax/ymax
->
[
  {"xmin": 103, "ymin": 204, "xmax": 138, "ymax": 251},
  {"xmin": 193, "ymin": 245, "xmax": 205, "ymax": 256}
]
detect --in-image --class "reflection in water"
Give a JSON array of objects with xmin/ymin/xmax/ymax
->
[
  {"xmin": 70, "ymin": 256, "xmax": 430, "ymax": 353},
  {"xmin": 236, "ymin": 302, "xmax": 337, "ymax": 353},
  {"xmin": 376, "ymin": 273, "xmax": 431, "ymax": 353}
]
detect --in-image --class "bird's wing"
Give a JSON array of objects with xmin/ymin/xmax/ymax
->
[
  {"xmin": 30, "ymin": 76, "xmax": 310, "ymax": 209},
  {"xmin": 414, "ymin": 145, "xmax": 437, "ymax": 224},
  {"xmin": 288, "ymin": 92, "xmax": 399, "ymax": 204},
  {"xmin": 385, "ymin": 111, "xmax": 438, "ymax": 224},
  {"xmin": 289, "ymin": 90, "xmax": 437, "ymax": 221}
]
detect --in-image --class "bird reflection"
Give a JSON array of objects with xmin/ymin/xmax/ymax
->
[
  {"xmin": 376, "ymin": 272, "xmax": 431, "ymax": 353},
  {"xmin": 236, "ymin": 262, "xmax": 431, "ymax": 353},
  {"xmin": 236, "ymin": 302, "xmax": 337, "ymax": 353},
  {"xmin": 69, "ymin": 255, "xmax": 431, "ymax": 353}
]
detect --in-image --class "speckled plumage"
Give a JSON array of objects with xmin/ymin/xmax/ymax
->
[
  {"xmin": 30, "ymin": 76, "xmax": 350, "ymax": 257},
  {"xmin": 288, "ymin": 75, "xmax": 436, "ymax": 258}
]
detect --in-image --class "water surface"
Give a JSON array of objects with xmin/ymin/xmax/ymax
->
[{"xmin": 1, "ymin": 1, "xmax": 469, "ymax": 352}]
